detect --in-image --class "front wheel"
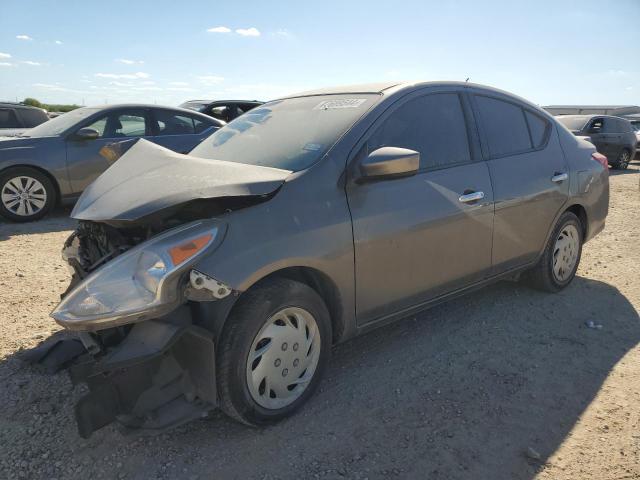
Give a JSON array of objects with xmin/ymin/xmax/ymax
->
[
  {"xmin": 0, "ymin": 167, "xmax": 56, "ymax": 222},
  {"xmin": 217, "ymin": 278, "xmax": 332, "ymax": 426},
  {"xmin": 525, "ymin": 211, "xmax": 583, "ymax": 292}
]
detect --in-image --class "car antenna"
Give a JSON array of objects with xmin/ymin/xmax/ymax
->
[{"xmin": 465, "ymin": 77, "xmax": 470, "ymax": 82}]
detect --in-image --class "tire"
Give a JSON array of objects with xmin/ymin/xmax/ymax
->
[
  {"xmin": 525, "ymin": 211, "xmax": 583, "ymax": 293},
  {"xmin": 612, "ymin": 149, "xmax": 631, "ymax": 170},
  {"xmin": 0, "ymin": 167, "xmax": 57, "ymax": 222},
  {"xmin": 217, "ymin": 277, "xmax": 332, "ymax": 426}
]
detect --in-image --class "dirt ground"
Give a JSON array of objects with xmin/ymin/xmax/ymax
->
[{"xmin": 0, "ymin": 164, "xmax": 638, "ymax": 480}]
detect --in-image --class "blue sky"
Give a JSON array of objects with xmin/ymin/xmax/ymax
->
[{"xmin": 0, "ymin": 0, "xmax": 638, "ymax": 107}]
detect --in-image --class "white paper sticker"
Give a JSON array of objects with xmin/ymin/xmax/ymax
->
[{"xmin": 314, "ymin": 98, "xmax": 367, "ymax": 110}]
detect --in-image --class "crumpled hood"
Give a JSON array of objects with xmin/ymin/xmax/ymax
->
[{"xmin": 71, "ymin": 138, "xmax": 292, "ymax": 222}]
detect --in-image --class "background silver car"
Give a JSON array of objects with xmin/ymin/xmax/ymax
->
[{"xmin": 0, "ymin": 104, "xmax": 223, "ymax": 222}]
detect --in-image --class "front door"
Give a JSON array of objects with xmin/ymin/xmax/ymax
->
[
  {"xmin": 347, "ymin": 91, "xmax": 494, "ymax": 325},
  {"xmin": 65, "ymin": 108, "xmax": 152, "ymax": 193}
]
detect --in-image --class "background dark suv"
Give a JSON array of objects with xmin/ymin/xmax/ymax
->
[
  {"xmin": 179, "ymin": 99, "xmax": 263, "ymax": 123},
  {"xmin": 556, "ymin": 114, "xmax": 637, "ymax": 169},
  {"xmin": 0, "ymin": 102, "xmax": 49, "ymax": 136}
]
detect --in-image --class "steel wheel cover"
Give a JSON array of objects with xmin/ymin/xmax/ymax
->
[
  {"xmin": 1, "ymin": 176, "xmax": 47, "ymax": 217},
  {"xmin": 246, "ymin": 306, "xmax": 321, "ymax": 410},
  {"xmin": 552, "ymin": 224, "xmax": 580, "ymax": 282}
]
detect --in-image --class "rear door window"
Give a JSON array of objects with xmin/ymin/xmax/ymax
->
[
  {"xmin": 0, "ymin": 109, "xmax": 20, "ymax": 128},
  {"xmin": 474, "ymin": 95, "xmax": 531, "ymax": 157},
  {"xmin": 368, "ymin": 93, "xmax": 471, "ymax": 170},
  {"xmin": 155, "ymin": 110, "xmax": 196, "ymax": 135}
]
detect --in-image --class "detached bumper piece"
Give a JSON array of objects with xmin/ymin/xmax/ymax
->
[{"xmin": 69, "ymin": 320, "xmax": 217, "ymax": 438}]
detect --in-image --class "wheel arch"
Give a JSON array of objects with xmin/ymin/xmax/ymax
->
[
  {"xmin": 0, "ymin": 164, "xmax": 62, "ymax": 205},
  {"xmin": 233, "ymin": 266, "xmax": 345, "ymax": 345},
  {"xmin": 564, "ymin": 203, "xmax": 588, "ymax": 239}
]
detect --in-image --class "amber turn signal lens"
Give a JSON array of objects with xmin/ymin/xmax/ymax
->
[{"xmin": 168, "ymin": 233, "xmax": 213, "ymax": 266}]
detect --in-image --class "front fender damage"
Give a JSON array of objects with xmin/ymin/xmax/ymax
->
[{"xmin": 70, "ymin": 319, "xmax": 217, "ymax": 438}]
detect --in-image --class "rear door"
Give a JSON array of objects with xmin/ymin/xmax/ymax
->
[
  {"xmin": 601, "ymin": 117, "xmax": 623, "ymax": 158},
  {"xmin": 347, "ymin": 90, "xmax": 494, "ymax": 325},
  {"xmin": 470, "ymin": 93, "xmax": 569, "ymax": 272},
  {"xmin": 65, "ymin": 108, "xmax": 153, "ymax": 193},
  {"xmin": 150, "ymin": 109, "xmax": 219, "ymax": 153}
]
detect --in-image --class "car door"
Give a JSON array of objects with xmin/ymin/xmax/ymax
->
[
  {"xmin": 584, "ymin": 117, "xmax": 610, "ymax": 156},
  {"xmin": 150, "ymin": 109, "xmax": 218, "ymax": 154},
  {"xmin": 470, "ymin": 93, "xmax": 569, "ymax": 272},
  {"xmin": 346, "ymin": 90, "xmax": 494, "ymax": 325},
  {"xmin": 65, "ymin": 108, "xmax": 153, "ymax": 193}
]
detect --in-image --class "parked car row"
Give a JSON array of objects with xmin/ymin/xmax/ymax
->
[{"xmin": 31, "ymin": 81, "xmax": 610, "ymax": 438}]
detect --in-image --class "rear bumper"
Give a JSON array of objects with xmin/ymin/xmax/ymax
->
[{"xmin": 70, "ymin": 320, "xmax": 217, "ymax": 438}]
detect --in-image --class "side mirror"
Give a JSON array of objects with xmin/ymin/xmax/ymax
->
[
  {"xmin": 359, "ymin": 147, "xmax": 420, "ymax": 181},
  {"xmin": 73, "ymin": 128, "xmax": 100, "ymax": 140}
]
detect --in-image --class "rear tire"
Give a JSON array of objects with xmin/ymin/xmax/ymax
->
[
  {"xmin": 612, "ymin": 149, "xmax": 630, "ymax": 170},
  {"xmin": 0, "ymin": 167, "xmax": 56, "ymax": 222},
  {"xmin": 217, "ymin": 277, "xmax": 332, "ymax": 426},
  {"xmin": 525, "ymin": 211, "xmax": 583, "ymax": 293}
]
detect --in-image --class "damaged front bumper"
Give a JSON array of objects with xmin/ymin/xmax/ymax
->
[{"xmin": 70, "ymin": 319, "xmax": 217, "ymax": 438}]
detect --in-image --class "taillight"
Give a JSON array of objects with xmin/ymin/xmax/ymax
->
[{"xmin": 592, "ymin": 152, "xmax": 608, "ymax": 170}]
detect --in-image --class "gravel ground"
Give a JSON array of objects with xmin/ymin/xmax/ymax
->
[{"xmin": 0, "ymin": 164, "xmax": 638, "ymax": 480}]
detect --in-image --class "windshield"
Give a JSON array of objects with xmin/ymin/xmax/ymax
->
[
  {"xmin": 26, "ymin": 107, "xmax": 100, "ymax": 137},
  {"xmin": 190, "ymin": 94, "xmax": 378, "ymax": 171},
  {"xmin": 556, "ymin": 116, "xmax": 589, "ymax": 131}
]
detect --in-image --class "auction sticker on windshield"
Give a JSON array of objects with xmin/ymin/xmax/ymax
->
[{"xmin": 313, "ymin": 98, "xmax": 368, "ymax": 110}]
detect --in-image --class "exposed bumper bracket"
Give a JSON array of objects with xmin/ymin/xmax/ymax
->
[{"xmin": 70, "ymin": 320, "xmax": 217, "ymax": 438}]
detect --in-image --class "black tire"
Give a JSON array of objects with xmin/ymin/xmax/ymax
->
[
  {"xmin": 525, "ymin": 211, "xmax": 583, "ymax": 293},
  {"xmin": 0, "ymin": 167, "xmax": 57, "ymax": 222},
  {"xmin": 612, "ymin": 149, "xmax": 631, "ymax": 170},
  {"xmin": 217, "ymin": 277, "xmax": 332, "ymax": 426}
]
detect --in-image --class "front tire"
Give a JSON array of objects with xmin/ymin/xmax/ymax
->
[
  {"xmin": 0, "ymin": 167, "xmax": 56, "ymax": 222},
  {"xmin": 217, "ymin": 278, "xmax": 332, "ymax": 426},
  {"xmin": 525, "ymin": 211, "xmax": 583, "ymax": 292}
]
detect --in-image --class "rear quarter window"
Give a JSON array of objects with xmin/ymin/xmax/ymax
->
[
  {"xmin": 18, "ymin": 108, "xmax": 48, "ymax": 127},
  {"xmin": 524, "ymin": 111, "xmax": 550, "ymax": 148}
]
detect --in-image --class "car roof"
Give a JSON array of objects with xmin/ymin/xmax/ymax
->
[
  {"xmin": 182, "ymin": 99, "xmax": 263, "ymax": 104},
  {"xmin": 81, "ymin": 103, "xmax": 217, "ymax": 120},
  {"xmin": 0, "ymin": 102, "xmax": 45, "ymax": 110},
  {"xmin": 277, "ymin": 81, "xmax": 546, "ymax": 112},
  {"xmin": 556, "ymin": 114, "xmax": 630, "ymax": 121}
]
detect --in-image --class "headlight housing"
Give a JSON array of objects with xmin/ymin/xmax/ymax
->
[{"xmin": 51, "ymin": 220, "xmax": 224, "ymax": 331}]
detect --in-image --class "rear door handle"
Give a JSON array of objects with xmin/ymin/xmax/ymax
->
[
  {"xmin": 458, "ymin": 191, "xmax": 485, "ymax": 203},
  {"xmin": 551, "ymin": 173, "xmax": 568, "ymax": 183}
]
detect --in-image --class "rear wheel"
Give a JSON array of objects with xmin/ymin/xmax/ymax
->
[
  {"xmin": 0, "ymin": 167, "xmax": 56, "ymax": 222},
  {"xmin": 217, "ymin": 278, "xmax": 331, "ymax": 425},
  {"xmin": 525, "ymin": 211, "xmax": 583, "ymax": 292},
  {"xmin": 612, "ymin": 149, "xmax": 630, "ymax": 170}
]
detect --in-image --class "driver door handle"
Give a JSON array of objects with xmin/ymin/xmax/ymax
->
[
  {"xmin": 458, "ymin": 191, "xmax": 485, "ymax": 203},
  {"xmin": 551, "ymin": 172, "xmax": 568, "ymax": 183}
]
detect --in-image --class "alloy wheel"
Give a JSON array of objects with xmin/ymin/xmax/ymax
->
[
  {"xmin": 619, "ymin": 150, "xmax": 630, "ymax": 169},
  {"xmin": 552, "ymin": 224, "xmax": 580, "ymax": 282},
  {"xmin": 246, "ymin": 307, "xmax": 321, "ymax": 410},
  {"xmin": 1, "ymin": 176, "xmax": 48, "ymax": 217}
]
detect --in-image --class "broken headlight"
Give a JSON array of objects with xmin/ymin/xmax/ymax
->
[{"xmin": 51, "ymin": 220, "xmax": 224, "ymax": 331}]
